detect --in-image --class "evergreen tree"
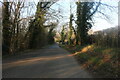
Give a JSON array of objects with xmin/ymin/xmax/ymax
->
[{"xmin": 76, "ymin": 2, "xmax": 100, "ymax": 45}]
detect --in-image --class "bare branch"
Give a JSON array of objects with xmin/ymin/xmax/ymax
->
[
  {"xmin": 97, "ymin": 10, "xmax": 110, "ymax": 20},
  {"xmin": 87, "ymin": 0, "xmax": 101, "ymax": 20},
  {"xmin": 18, "ymin": 15, "xmax": 35, "ymax": 22}
]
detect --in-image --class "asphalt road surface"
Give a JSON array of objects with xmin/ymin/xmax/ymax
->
[{"xmin": 3, "ymin": 44, "xmax": 92, "ymax": 78}]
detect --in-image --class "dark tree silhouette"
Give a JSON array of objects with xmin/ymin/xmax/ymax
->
[
  {"xmin": 2, "ymin": 2, "xmax": 11, "ymax": 55},
  {"xmin": 76, "ymin": 1, "xmax": 101, "ymax": 45}
]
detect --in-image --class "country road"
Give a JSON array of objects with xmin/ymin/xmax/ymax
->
[{"xmin": 3, "ymin": 44, "xmax": 92, "ymax": 78}]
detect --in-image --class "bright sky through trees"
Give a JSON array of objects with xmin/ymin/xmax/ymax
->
[
  {"xmin": 0, "ymin": 0, "xmax": 118, "ymax": 32},
  {"xmin": 50, "ymin": 0, "xmax": 118, "ymax": 31}
]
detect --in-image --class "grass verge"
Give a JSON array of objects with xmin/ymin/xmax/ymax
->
[{"xmin": 61, "ymin": 44, "xmax": 120, "ymax": 78}]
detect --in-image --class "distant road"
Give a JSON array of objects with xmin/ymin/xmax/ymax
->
[{"xmin": 3, "ymin": 44, "xmax": 92, "ymax": 78}]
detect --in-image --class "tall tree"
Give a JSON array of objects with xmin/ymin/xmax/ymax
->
[
  {"xmin": 76, "ymin": 1, "xmax": 100, "ymax": 45},
  {"xmin": 2, "ymin": 2, "xmax": 11, "ymax": 55},
  {"xmin": 68, "ymin": 2, "xmax": 75, "ymax": 45},
  {"xmin": 27, "ymin": 2, "xmax": 55, "ymax": 49},
  {"xmin": 68, "ymin": 14, "xmax": 73, "ymax": 45}
]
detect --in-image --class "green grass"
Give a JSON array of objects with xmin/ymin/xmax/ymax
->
[{"xmin": 62, "ymin": 44, "xmax": 120, "ymax": 78}]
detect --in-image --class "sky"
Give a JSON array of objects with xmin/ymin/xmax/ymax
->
[
  {"xmin": 50, "ymin": 0, "xmax": 118, "ymax": 32},
  {"xmin": 0, "ymin": 0, "xmax": 119, "ymax": 32},
  {"xmin": 92, "ymin": 0, "xmax": 118, "ymax": 31}
]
